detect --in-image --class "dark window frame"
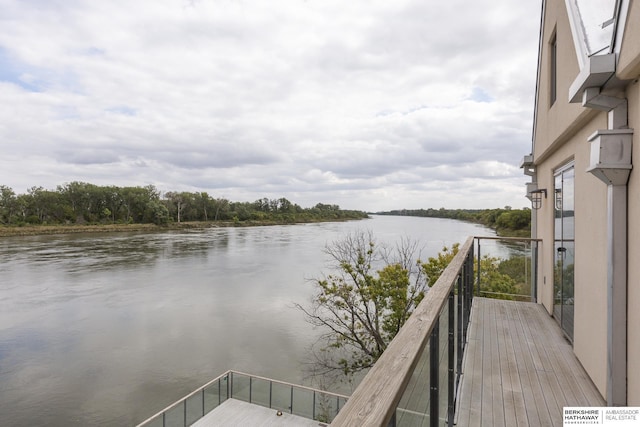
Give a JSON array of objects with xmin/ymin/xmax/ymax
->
[{"xmin": 550, "ymin": 30, "xmax": 558, "ymax": 106}]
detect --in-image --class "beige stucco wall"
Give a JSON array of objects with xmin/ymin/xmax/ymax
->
[
  {"xmin": 626, "ymin": 79, "xmax": 640, "ymax": 405},
  {"xmin": 535, "ymin": 114, "xmax": 609, "ymax": 397},
  {"xmin": 533, "ymin": 0, "xmax": 588, "ymax": 162},
  {"xmin": 570, "ymin": 118, "xmax": 608, "ymax": 398}
]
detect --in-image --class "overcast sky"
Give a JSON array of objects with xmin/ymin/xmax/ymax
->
[{"xmin": 0, "ymin": 0, "xmax": 541, "ymax": 211}]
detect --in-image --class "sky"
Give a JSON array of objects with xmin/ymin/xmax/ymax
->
[{"xmin": 0, "ymin": 0, "xmax": 541, "ymax": 212}]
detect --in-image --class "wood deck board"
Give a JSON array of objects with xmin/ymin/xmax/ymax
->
[
  {"xmin": 510, "ymin": 300, "xmax": 542, "ymax": 427},
  {"xmin": 467, "ymin": 301, "xmax": 484, "ymax": 427},
  {"xmin": 495, "ymin": 302, "xmax": 518, "ymax": 427},
  {"xmin": 456, "ymin": 298, "xmax": 604, "ymax": 427},
  {"xmin": 515, "ymin": 302, "xmax": 553, "ymax": 427},
  {"xmin": 488, "ymin": 300, "xmax": 506, "ymax": 427}
]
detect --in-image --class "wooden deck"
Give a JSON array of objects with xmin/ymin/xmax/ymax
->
[
  {"xmin": 191, "ymin": 398, "xmax": 326, "ymax": 427},
  {"xmin": 456, "ymin": 298, "xmax": 605, "ymax": 427}
]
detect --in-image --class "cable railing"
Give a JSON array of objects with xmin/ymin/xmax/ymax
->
[{"xmin": 135, "ymin": 370, "xmax": 349, "ymax": 427}]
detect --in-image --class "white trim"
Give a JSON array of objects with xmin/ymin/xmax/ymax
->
[
  {"xmin": 564, "ymin": 0, "xmax": 588, "ymax": 69},
  {"xmin": 613, "ymin": 0, "xmax": 630, "ymax": 57}
]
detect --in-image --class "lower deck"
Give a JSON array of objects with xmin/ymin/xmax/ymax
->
[{"xmin": 192, "ymin": 398, "xmax": 326, "ymax": 427}]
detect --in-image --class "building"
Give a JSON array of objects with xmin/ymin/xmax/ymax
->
[{"xmin": 522, "ymin": 0, "xmax": 640, "ymax": 406}]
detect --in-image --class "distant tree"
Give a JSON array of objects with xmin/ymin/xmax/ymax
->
[
  {"xmin": 212, "ymin": 197, "xmax": 229, "ymax": 221},
  {"xmin": 296, "ymin": 230, "xmax": 427, "ymax": 382},
  {"xmin": 165, "ymin": 192, "xmax": 185, "ymax": 223},
  {"xmin": 0, "ymin": 185, "xmax": 16, "ymax": 224},
  {"xmin": 145, "ymin": 200, "xmax": 170, "ymax": 225}
]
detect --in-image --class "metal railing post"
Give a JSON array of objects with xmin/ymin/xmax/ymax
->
[
  {"xmin": 533, "ymin": 241, "xmax": 539, "ymax": 302},
  {"xmin": 463, "ymin": 249, "xmax": 473, "ymax": 343},
  {"xmin": 476, "ymin": 238, "xmax": 481, "ymax": 297},
  {"xmin": 430, "ymin": 318, "xmax": 439, "ymax": 427},
  {"xmin": 388, "ymin": 410, "xmax": 397, "ymax": 427},
  {"xmin": 448, "ymin": 289, "xmax": 455, "ymax": 427},
  {"xmin": 457, "ymin": 272, "xmax": 463, "ymax": 388},
  {"xmin": 290, "ymin": 387, "xmax": 294, "ymax": 413}
]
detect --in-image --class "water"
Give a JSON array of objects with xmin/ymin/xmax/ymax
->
[{"xmin": 0, "ymin": 215, "xmax": 501, "ymax": 426}]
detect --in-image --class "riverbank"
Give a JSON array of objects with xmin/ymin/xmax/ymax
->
[{"xmin": 0, "ymin": 218, "xmax": 369, "ymax": 237}]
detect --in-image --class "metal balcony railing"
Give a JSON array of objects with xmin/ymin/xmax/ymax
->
[
  {"xmin": 135, "ymin": 370, "xmax": 349, "ymax": 427},
  {"xmin": 331, "ymin": 236, "xmax": 476, "ymax": 427},
  {"xmin": 474, "ymin": 236, "xmax": 541, "ymax": 302},
  {"xmin": 331, "ymin": 236, "xmax": 540, "ymax": 427}
]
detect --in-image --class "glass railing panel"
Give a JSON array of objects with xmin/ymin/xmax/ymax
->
[
  {"xmin": 270, "ymin": 382, "xmax": 292, "ymax": 413},
  {"xmin": 395, "ymin": 335, "xmax": 431, "ymax": 427},
  {"xmin": 231, "ymin": 373, "xmax": 251, "ymax": 402},
  {"xmin": 438, "ymin": 304, "xmax": 449, "ymax": 427},
  {"xmin": 163, "ymin": 403, "xmax": 185, "ymax": 427},
  {"xmin": 250, "ymin": 377, "xmax": 271, "ymax": 408},
  {"xmin": 203, "ymin": 377, "xmax": 226, "ymax": 413},
  {"xmin": 314, "ymin": 392, "xmax": 342, "ymax": 423},
  {"xmin": 143, "ymin": 417, "xmax": 163, "ymax": 427},
  {"xmin": 475, "ymin": 238, "xmax": 536, "ymax": 301},
  {"xmin": 338, "ymin": 396, "xmax": 347, "ymax": 413},
  {"xmin": 454, "ymin": 293, "xmax": 459, "ymax": 388},
  {"xmin": 292, "ymin": 387, "xmax": 314, "ymax": 419},
  {"xmin": 185, "ymin": 392, "xmax": 203, "ymax": 425}
]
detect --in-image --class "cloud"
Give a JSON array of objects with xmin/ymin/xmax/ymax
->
[{"xmin": 0, "ymin": 0, "xmax": 540, "ymax": 210}]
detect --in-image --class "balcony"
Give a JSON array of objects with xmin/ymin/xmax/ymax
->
[
  {"xmin": 332, "ymin": 236, "xmax": 604, "ymax": 427},
  {"xmin": 137, "ymin": 236, "xmax": 604, "ymax": 426}
]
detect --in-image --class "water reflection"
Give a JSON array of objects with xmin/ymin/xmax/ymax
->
[{"xmin": 0, "ymin": 216, "xmax": 503, "ymax": 426}]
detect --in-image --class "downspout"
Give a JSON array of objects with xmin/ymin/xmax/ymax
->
[{"xmin": 583, "ymin": 89, "xmax": 632, "ymax": 406}]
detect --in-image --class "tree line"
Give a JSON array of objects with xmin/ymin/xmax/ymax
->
[
  {"xmin": 0, "ymin": 182, "xmax": 368, "ymax": 226},
  {"xmin": 375, "ymin": 207, "xmax": 531, "ymax": 236}
]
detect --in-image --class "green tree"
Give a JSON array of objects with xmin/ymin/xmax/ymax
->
[
  {"xmin": 0, "ymin": 185, "xmax": 17, "ymax": 224},
  {"xmin": 476, "ymin": 255, "xmax": 519, "ymax": 300},
  {"xmin": 422, "ymin": 244, "xmax": 522, "ymax": 300},
  {"xmin": 296, "ymin": 230, "xmax": 426, "ymax": 381},
  {"xmin": 164, "ymin": 191, "xmax": 185, "ymax": 223},
  {"xmin": 421, "ymin": 243, "xmax": 460, "ymax": 287},
  {"xmin": 145, "ymin": 200, "xmax": 170, "ymax": 225}
]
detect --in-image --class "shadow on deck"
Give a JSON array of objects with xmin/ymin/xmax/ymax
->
[{"xmin": 456, "ymin": 298, "xmax": 604, "ymax": 427}]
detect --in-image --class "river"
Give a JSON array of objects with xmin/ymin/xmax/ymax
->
[{"xmin": 0, "ymin": 215, "xmax": 505, "ymax": 426}]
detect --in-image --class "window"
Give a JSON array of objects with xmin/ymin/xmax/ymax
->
[{"xmin": 550, "ymin": 32, "xmax": 557, "ymax": 106}]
